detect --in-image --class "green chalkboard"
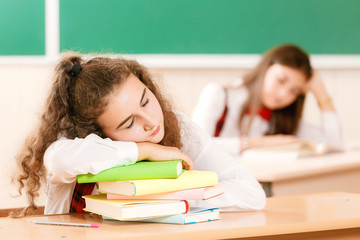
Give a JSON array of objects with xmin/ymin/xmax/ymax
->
[
  {"xmin": 0, "ymin": 0, "xmax": 45, "ymax": 55},
  {"xmin": 60, "ymin": 0, "xmax": 360, "ymax": 54}
]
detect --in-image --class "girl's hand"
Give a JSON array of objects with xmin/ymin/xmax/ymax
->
[
  {"xmin": 304, "ymin": 70, "xmax": 335, "ymax": 111},
  {"xmin": 248, "ymin": 134, "xmax": 298, "ymax": 149},
  {"xmin": 136, "ymin": 142, "xmax": 194, "ymax": 170},
  {"xmin": 304, "ymin": 70, "xmax": 326, "ymax": 95}
]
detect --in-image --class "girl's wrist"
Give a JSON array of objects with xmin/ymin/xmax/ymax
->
[
  {"xmin": 312, "ymin": 88, "xmax": 335, "ymax": 111},
  {"xmin": 315, "ymin": 94, "xmax": 335, "ymax": 111},
  {"xmin": 136, "ymin": 142, "xmax": 149, "ymax": 161},
  {"xmin": 311, "ymin": 84, "xmax": 327, "ymax": 99},
  {"xmin": 317, "ymin": 95, "xmax": 332, "ymax": 108}
]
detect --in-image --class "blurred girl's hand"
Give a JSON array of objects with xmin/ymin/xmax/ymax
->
[
  {"xmin": 304, "ymin": 70, "xmax": 335, "ymax": 111},
  {"xmin": 304, "ymin": 70, "xmax": 325, "ymax": 94},
  {"xmin": 136, "ymin": 142, "xmax": 194, "ymax": 170}
]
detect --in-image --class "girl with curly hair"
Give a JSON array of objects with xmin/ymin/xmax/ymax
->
[{"xmin": 16, "ymin": 53, "xmax": 265, "ymax": 215}]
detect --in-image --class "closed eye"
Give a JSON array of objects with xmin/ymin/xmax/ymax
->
[
  {"xmin": 142, "ymin": 99, "xmax": 149, "ymax": 107},
  {"xmin": 291, "ymin": 89, "xmax": 301, "ymax": 96},
  {"xmin": 126, "ymin": 118, "xmax": 135, "ymax": 129},
  {"xmin": 278, "ymin": 77, "xmax": 286, "ymax": 84}
]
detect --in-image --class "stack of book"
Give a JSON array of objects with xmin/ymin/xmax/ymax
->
[{"xmin": 77, "ymin": 160, "xmax": 224, "ymax": 224}]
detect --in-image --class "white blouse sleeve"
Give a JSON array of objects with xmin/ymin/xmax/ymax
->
[
  {"xmin": 191, "ymin": 83, "xmax": 226, "ymax": 136},
  {"xmin": 44, "ymin": 133, "xmax": 138, "ymax": 184},
  {"xmin": 178, "ymin": 113, "xmax": 266, "ymax": 211},
  {"xmin": 297, "ymin": 111, "xmax": 344, "ymax": 147}
]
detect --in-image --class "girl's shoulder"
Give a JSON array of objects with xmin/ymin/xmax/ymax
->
[
  {"xmin": 226, "ymin": 83, "xmax": 248, "ymax": 97},
  {"xmin": 174, "ymin": 111, "xmax": 212, "ymax": 159},
  {"xmin": 192, "ymin": 83, "xmax": 228, "ymax": 119},
  {"xmin": 200, "ymin": 82, "xmax": 248, "ymax": 104},
  {"xmin": 174, "ymin": 111, "xmax": 192, "ymax": 130},
  {"xmin": 200, "ymin": 83, "xmax": 226, "ymax": 99},
  {"xmin": 226, "ymin": 84, "xmax": 249, "ymax": 108},
  {"xmin": 174, "ymin": 111, "xmax": 210, "ymax": 143}
]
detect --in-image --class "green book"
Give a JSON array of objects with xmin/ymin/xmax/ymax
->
[{"xmin": 77, "ymin": 160, "xmax": 183, "ymax": 183}]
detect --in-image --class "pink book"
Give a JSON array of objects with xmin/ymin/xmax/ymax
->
[{"xmin": 106, "ymin": 184, "xmax": 224, "ymax": 200}]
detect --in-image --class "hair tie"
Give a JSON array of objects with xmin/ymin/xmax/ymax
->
[{"xmin": 69, "ymin": 63, "xmax": 82, "ymax": 77}]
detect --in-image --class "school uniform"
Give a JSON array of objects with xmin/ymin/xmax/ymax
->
[
  {"xmin": 44, "ymin": 112, "xmax": 266, "ymax": 215},
  {"xmin": 192, "ymin": 83, "xmax": 344, "ymax": 155}
]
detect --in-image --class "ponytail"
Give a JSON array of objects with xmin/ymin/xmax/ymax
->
[{"xmin": 15, "ymin": 54, "xmax": 86, "ymax": 212}]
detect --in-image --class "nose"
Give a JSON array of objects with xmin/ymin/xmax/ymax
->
[
  {"xmin": 277, "ymin": 87, "xmax": 289, "ymax": 100},
  {"xmin": 144, "ymin": 124, "xmax": 155, "ymax": 131},
  {"xmin": 140, "ymin": 111, "xmax": 156, "ymax": 131}
]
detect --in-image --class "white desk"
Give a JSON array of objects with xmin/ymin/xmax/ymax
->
[{"xmin": 237, "ymin": 145, "xmax": 360, "ymax": 197}]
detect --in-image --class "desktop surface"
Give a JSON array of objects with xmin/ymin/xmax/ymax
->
[
  {"xmin": 1, "ymin": 192, "xmax": 360, "ymax": 240},
  {"xmin": 237, "ymin": 146, "xmax": 360, "ymax": 197}
]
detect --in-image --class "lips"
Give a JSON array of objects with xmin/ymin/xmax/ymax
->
[
  {"xmin": 273, "ymin": 96, "xmax": 282, "ymax": 103},
  {"xmin": 151, "ymin": 125, "xmax": 160, "ymax": 136}
]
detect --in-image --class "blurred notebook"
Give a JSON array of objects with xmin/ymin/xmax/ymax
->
[{"xmin": 241, "ymin": 140, "xmax": 343, "ymax": 161}]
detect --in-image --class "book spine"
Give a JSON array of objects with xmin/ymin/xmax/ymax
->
[{"xmin": 181, "ymin": 200, "xmax": 190, "ymax": 214}]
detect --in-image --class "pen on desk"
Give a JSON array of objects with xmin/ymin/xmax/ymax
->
[{"xmin": 32, "ymin": 220, "xmax": 100, "ymax": 228}]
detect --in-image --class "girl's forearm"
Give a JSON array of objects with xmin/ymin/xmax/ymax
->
[
  {"xmin": 309, "ymin": 73, "xmax": 335, "ymax": 112},
  {"xmin": 313, "ymin": 88, "xmax": 335, "ymax": 111}
]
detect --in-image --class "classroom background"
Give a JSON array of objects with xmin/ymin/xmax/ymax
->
[{"xmin": 1, "ymin": 0, "xmax": 360, "ymax": 210}]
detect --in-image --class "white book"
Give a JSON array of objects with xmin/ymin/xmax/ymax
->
[
  {"xmin": 103, "ymin": 207, "xmax": 220, "ymax": 225},
  {"xmin": 83, "ymin": 194, "xmax": 189, "ymax": 221}
]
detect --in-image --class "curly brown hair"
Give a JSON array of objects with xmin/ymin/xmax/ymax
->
[{"xmin": 15, "ymin": 53, "xmax": 182, "ymax": 212}]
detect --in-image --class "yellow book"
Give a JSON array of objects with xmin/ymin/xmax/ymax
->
[
  {"xmin": 98, "ymin": 170, "xmax": 218, "ymax": 196},
  {"xmin": 83, "ymin": 194, "xmax": 189, "ymax": 221}
]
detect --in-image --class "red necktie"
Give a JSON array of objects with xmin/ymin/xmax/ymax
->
[
  {"xmin": 245, "ymin": 106, "xmax": 272, "ymax": 121},
  {"xmin": 69, "ymin": 182, "xmax": 96, "ymax": 213}
]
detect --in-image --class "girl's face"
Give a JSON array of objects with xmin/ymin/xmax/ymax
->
[
  {"xmin": 261, "ymin": 64, "xmax": 307, "ymax": 110},
  {"xmin": 97, "ymin": 74, "xmax": 165, "ymax": 143}
]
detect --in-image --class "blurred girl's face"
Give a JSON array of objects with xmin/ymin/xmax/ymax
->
[
  {"xmin": 261, "ymin": 64, "xmax": 307, "ymax": 110},
  {"xmin": 97, "ymin": 74, "xmax": 165, "ymax": 143}
]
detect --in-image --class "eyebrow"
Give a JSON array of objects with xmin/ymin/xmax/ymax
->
[
  {"xmin": 140, "ymin": 88, "xmax": 146, "ymax": 105},
  {"xmin": 278, "ymin": 74, "xmax": 287, "ymax": 81},
  {"xmin": 115, "ymin": 88, "xmax": 147, "ymax": 130}
]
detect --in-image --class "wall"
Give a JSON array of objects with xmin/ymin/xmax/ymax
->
[{"xmin": 1, "ymin": 62, "xmax": 359, "ymax": 209}]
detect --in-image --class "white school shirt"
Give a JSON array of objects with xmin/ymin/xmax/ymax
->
[
  {"xmin": 192, "ymin": 83, "xmax": 344, "ymax": 155},
  {"xmin": 44, "ymin": 112, "xmax": 266, "ymax": 215}
]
